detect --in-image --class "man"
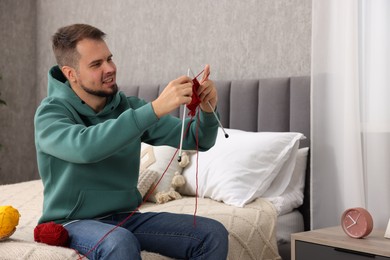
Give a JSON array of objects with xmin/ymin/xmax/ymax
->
[{"xmin": 34, "ymin": 23, "xmax": 228, "ymax": 260}]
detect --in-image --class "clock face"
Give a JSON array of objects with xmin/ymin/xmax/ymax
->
[{"xmin": 341, "ymin": 207, "xmax": 373, "ymax": 238}]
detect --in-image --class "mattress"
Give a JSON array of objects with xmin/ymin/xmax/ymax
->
[
  {"xmin": 141, "ymin": 201, "xmax": 305, "ymax": 246},
  {"xmin": 0, "ymin": 180, "xmax": 285, "ymax": 260},
  {"xmin": 140, "ymin": 196, "xmax": 281, "ymax": 260},
  {"xmin": 276, "ymin": 210, "xmax": 304, "ymax": 246}
]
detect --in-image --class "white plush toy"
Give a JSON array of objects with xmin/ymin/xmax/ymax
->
[{"xmin": 155, "ymin": 152, "xmax": 189, "ymax": 204}]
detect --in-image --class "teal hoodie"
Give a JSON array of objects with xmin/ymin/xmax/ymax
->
[{"xmin": 34, "ymin": 66, "xmax": 219, "ymax": 224}]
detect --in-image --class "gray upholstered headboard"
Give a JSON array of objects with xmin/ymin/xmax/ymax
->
[{"xmin": 122, "ymin": 76, "xmax": 311, "ymax": 230}]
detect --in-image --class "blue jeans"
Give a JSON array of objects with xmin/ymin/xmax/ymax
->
[{"xmin": 64, "ymin": 212, "xmax": 228, "ymax": 260}]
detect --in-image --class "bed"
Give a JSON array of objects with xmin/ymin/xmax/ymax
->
[{"xmin": 0, "ymin": 76, "xmax": 311, "ymax": 260}]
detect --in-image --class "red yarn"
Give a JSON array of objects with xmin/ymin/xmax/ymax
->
[
  {"xmin": 186, "ymin": 77, "xmax": 201, "ymax": 117},
  {"xmin": 185, "ymin": 69, "xmax": 207, "ymax": 225},
  {"xmin": 34, "ymin": 222, "xmax": 69, "ymax": 247},
  {"xmin": 186, "ymin": 68, "xmax": 210, "ymax": 117}
]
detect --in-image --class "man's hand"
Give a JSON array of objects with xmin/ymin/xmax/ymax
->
[
  {"xmin": 198, "ymin": 64, "xmax": 218, "ymax": 113},
  {"xmin": 151, "ymin": 64, "xmax": 218, "ymax": 118},
  {"xmin": 152, "ymin": 76, "xmax": 193, "ymax": 118}
]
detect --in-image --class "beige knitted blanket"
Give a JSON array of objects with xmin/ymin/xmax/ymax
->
[{"xmin": 0, "ymin": 180, "xmax": 280, "ymax": 260}]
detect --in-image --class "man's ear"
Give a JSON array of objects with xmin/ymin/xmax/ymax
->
[{"xmin": 61, "ymin": 66, "xmax": 77, "ymax": 83}]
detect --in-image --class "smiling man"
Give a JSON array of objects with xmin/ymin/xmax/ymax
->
[{"xmin": 34, "ymin": 24, "xmax": 228, "ymax": 260}]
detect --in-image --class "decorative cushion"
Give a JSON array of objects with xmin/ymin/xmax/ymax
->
[
  {"xmin": 139, "ymin": 143, "xmax": 188, "ymax": 203},
  {"xmin": 180, "ymin": 128, "xmax": 303, "ymax": 207},
  {"xmin": 137, "ymin": 169, "xmax": 159, "ymax": 198}
]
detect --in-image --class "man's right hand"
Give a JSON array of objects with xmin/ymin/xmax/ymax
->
[{"xmin": 151, "ymin": 75, "xmax": 194, "ymax": 118}]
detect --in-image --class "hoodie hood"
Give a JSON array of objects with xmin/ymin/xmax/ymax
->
[{"xmin": 48, "ymin": 65, "xmax": 121, "ymax": 117}]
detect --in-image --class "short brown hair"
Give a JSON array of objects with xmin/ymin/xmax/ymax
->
[{"xmin": 52, "ymin": 24, "xmax": 106, "ymax": 68}]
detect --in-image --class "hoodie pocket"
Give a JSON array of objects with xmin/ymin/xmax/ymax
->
[{"xmin": 66, "ymin": 189, "xmax": 142, "ymax": 220}]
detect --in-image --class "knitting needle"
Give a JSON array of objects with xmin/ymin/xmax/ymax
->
[
  {"xmin": 189, "ymin": 68, "xmax": 229, "ymax": 138},
  {"xmin": 178, "ymin": 69, "xmax": 190, "ymax": 162},
  {"xmin": 207, "ymin": 102, "xmax": 229, "ymax": 138}
]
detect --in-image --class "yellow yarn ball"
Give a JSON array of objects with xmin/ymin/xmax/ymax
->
[{"xmin": 0, "ymin": 205, "xmax": 20, "ymax": 240}]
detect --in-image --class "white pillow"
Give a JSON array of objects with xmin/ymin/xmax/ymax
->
[
  {"xmin": 261, "ymin": 140, "xmax": 300, "ymax": 197},
  {"xmin": 266, "ymin": 147, "xmax": 309, "ymax": 215},
  {"xmin": 179, "ymin": 128, "xmax": 304, "ymax": 207}
]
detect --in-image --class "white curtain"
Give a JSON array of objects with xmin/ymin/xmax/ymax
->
[{"xmin": 312, "ymin": 0, "xmax": 390, "ymax": 229}]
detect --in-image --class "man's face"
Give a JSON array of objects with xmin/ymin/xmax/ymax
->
[{"xmin": 74, "ymin": 38, "xmax": 118, "ymax": 97}]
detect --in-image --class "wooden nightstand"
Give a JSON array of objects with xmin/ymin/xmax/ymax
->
[{"xmin": 291, "ymin": 226, "xmax": 390, "ymax": 260}]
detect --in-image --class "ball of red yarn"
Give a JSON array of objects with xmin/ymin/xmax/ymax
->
[{"xmin": 34, "ymin": 222, "xmax": 69, "ymax": 247}]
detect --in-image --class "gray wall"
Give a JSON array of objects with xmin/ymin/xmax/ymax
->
[
  {"xmin": 0, "ymin": 0, "xmax": 311, "ymax": 184},
  {"xmin": 0, "ymin": 1, "xmax": 38, "ymax": 184}
]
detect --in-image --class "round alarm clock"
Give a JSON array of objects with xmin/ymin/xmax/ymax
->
[{"xmin": 341, "ymin": 207, "xmax": 373, "ymax": 238}]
